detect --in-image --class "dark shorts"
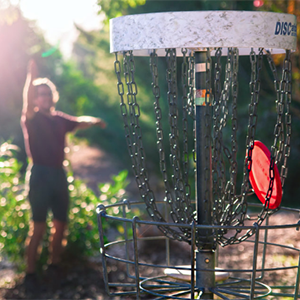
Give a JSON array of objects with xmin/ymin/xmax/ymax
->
[{"xmin": 28, "ymin": 165, "xmax": 69, "ymax": 222}]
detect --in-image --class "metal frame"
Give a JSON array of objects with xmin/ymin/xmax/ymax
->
[{"xmin": 97, "ymin": 201, "xmax": 300, "ymax": 299}]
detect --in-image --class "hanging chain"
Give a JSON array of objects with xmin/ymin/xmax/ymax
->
[
  {"xmin": 116, "ymin": 51, "xmax": 186, "ymax": 241},
  {"xmin": 166, "ymin": 48, "xmax": 184, "ymax": 224},
  {"xmin": 251, "ymin": 48, "xmax": 275, "ymax": 222},
  {"xmin": 240, "ymin": 48, "xmax": 263, "ymax": 203},
  {"xmin": 149, "ymin": 49, "xmax": 194, "ymax": 241},
  {"xmin": 218, "ymin": 48, "xmax": 264, "ymax": 246},
  {"xmin": 266, "ymin": 50, "xmax": 292, "ymax": 187},
  {"xmin": 122, "ymin": 51, "xmax": 160, "ymax": 221},
  {"xmin": 187, "ymin": 51, "xmax": 195, "ymax": 119},
  {"xmin": 266, "ymin": 50, "xmax": 284, "ymax": 168},
  {"xmin": 212, "ymin": 48, "xmax": 226, "ymax": 221},
  {"xmin": 245, "ymin": 48, "xmax": 263, "ymax": 176},
  {"xmin": 214, "ymin": 49, "xmax": 234, "ymax": 227},
  {"xmin": 237, "ymin": 49, "xmax": 264, "ymax": 242},
  {"xmin": 210, "ymin": 48, "xmax": 242, "ymax": 245},
  {"xmin": 166, "ymin": 48, "xmax": 194, "ymax": 227},
  {"xmin": 280, "ymin": 50, "xmax": 292, "ymax": 187},
  {"xmin": 151, "ymin": 50, "xmax": 187, "ymax": 232},
  {"xmin": 230, "ymin": 48, "xmax": 239, "ymax": 189},
  {"xmin": 181, "ymin": 49, "xmax": 193, "ymax": 208},
  {"xmin": 149, "ymin": 50, "xmax": 170, "ymax": 204},
  {"xmin": 218, "ymin": 48, "xmax": 240, "ymax": 226}
]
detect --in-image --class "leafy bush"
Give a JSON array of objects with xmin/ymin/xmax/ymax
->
[
  {"xmin": 0, "ymin": 142, "xmax": 29, "ymax": 271},
  {"xmin": 64, "ymin": 169, "xmax": 130, "ymax": 259},
  {"xmin": 0, "ymin": 141, "xmax": 132, "ymax": 272}
]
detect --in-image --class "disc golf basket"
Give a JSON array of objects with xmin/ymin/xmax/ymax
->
[{"xmin": 97, "ymin": 11, "xmax": 300, "ymax": 299}]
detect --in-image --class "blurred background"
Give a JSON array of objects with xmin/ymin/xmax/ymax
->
[{"xmin": 0, "ymin": 0, "xmax": 299, "ymax": 207}]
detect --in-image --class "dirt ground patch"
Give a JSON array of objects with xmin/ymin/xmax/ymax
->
[{"xmin": 67, "ymin": 143, "xmax": 122, "ymax": 191}]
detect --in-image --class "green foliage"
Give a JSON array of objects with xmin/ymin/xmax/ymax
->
[
  {"xmin": 0, "ymin": 142, "xmax": 29, "ymax": 270},
  {"xmin": 64, "ymin": 169, "xmax": 130, "ymax": 258},
  {"xmin": 0, "ymin": 141, "xmax": 133, "ymax": 271},
  {"xmin": 97, "ymin": 0, "xmax": 254, "ymax": 25},
  {"xmin": 97, "ymin": 0, "xmax": 146, "ymax": 25},
  {"xmin": 71, "ymin": 29, "xmax": 134, "ymax": 169}
]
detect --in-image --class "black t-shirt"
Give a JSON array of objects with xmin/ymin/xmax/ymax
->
[{"xmin": 22, "ymin": 111, "xmax": 79, "ymax": 167}]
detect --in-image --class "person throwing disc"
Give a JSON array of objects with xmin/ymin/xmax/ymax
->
[{"xmin": 21, "ymin": 59, "xmax": 106, "ymax": 293}]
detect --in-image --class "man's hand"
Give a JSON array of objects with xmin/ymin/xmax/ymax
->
[
  {"xmin": 96, "ymin": 119, "xmax": 107, "ymax": 129},
  {"xmin": 76, "ymin": 116, "xmax": 107, "ymax": 130}
]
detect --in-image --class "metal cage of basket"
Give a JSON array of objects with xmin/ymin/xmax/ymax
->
[{"xmin": 97, "ymin": 11, "xmax": 300, "ymax": 299}]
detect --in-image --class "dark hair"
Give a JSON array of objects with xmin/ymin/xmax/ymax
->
[{"xmin": 33, "ymin": 77, "xmax": 59, "ymax": 104}]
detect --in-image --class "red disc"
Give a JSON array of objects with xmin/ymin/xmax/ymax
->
[{"xmin": 248, "ymin": 141, "xmax": 282, "ymax": 209}]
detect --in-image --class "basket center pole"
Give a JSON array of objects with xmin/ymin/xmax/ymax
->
[{"xmin": 195, "ymin": 51, "xmax": 215, "ymax": 298}]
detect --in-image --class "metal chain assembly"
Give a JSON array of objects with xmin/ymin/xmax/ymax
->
[
  {"xmin": 220, "ymin": 48, "xmax": 265, "ymax": 245},
  {"xmin": 149, "ymin": 49, "xmax": 194, "ymax": 240},
  {"xmin": 115, "ymin": 51, "xmax": 186, "ymax": 241},
  {"xmin": 166, "ymin": 48, "xmax": 192, "ymax": 226},
  {"xmin": 263, "ymin": 49, "xmax": 292, "ymax": 215},
  {"xmin": 212, "ymin": 48, "xmax": 241, "ymax": 238},
  {"xmin": 114, "ymin": 48, "xmax": 293, "ymax": 248}
]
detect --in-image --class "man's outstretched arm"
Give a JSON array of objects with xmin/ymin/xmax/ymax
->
[
  {"xmin": 75, "ymin": 116, "xmax": 107, "ymax": 130},
  {"xmin": 22, "ymin": 60, "xmax": 38, "ymax": 119}
]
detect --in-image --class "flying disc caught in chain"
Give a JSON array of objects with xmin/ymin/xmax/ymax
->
[{"xmin": 248, "ymin": 141, "xmax": 282, "ymax": 209}]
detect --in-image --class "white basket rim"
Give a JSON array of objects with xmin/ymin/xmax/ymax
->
[{"xmin": 110, "ymin": 11, "xmax": 297, "ymax": 56}]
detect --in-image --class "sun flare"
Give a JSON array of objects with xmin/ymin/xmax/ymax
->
[{"xmin": 18, "ymin": 0, "xmax": 103, "ymax": 57}]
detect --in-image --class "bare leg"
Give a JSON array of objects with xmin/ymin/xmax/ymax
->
[
  {"xmin": 26, "ymin": 221, "xmax": 46, "ymax": 274},
  {"xmin": 50, "ymin": 219, "xmax": 66, "ymax": 265}
]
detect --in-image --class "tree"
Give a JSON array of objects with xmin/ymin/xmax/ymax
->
[
  {"xmin": 97, "ymin": 0, "xmax": 254, "ymax": 24},
  {"xmin": 97, "ymin": 0, "xmax": 146, "ymax": 25}
]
